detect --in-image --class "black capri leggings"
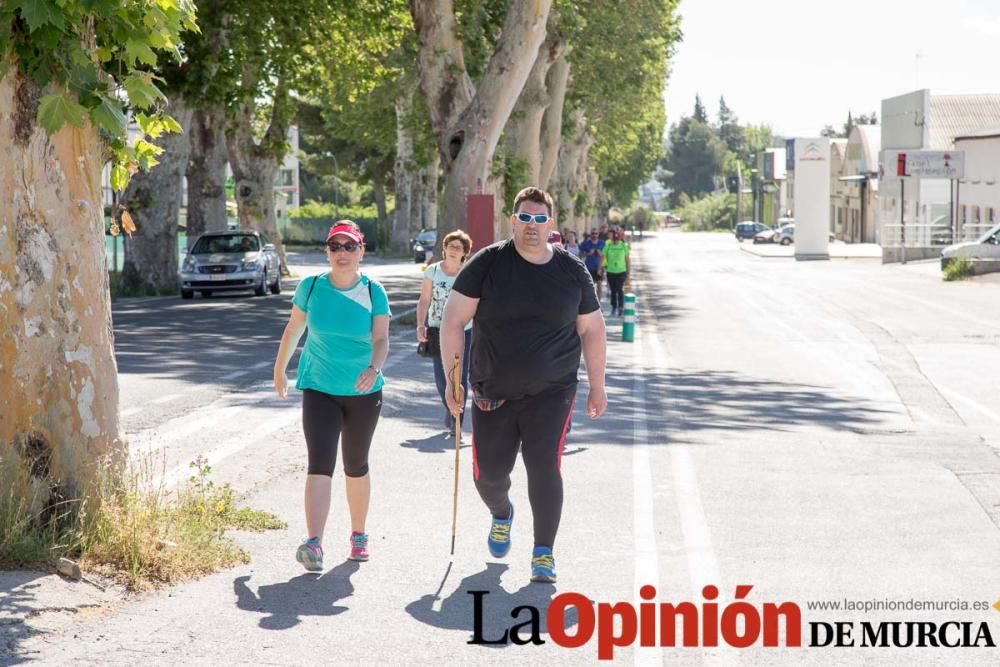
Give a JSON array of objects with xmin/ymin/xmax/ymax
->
[
  {"xmin": 607, "ymin": 271, "xmax": 627, "ymax": 311},
  {"xmin": 302, "ymin": 389, "xmax": 382, "ymax": 477}
]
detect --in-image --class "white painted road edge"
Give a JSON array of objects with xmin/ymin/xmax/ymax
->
[
  {"xmin": 647, "ymin": 253, "xmax": 736, "ymax": 666},
  {"xmin": 632, "ymin": 323, "xmax": 663, "ymax": 667}
]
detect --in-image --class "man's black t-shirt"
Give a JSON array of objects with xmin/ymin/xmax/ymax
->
[{"xmin": 452, "ymin": 239, "xmax": 600, "ymax": 400}]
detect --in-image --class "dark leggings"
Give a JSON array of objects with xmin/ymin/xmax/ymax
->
[
  {"xmin": 302, "ymin": 389, "xmax": 382, "ymax": 477},
  {"xmin": 470, "ymin": 386, "xmax": 576, "ymax": 548},
  {"xmin": 607, "ymin": 271, "xmax": 627, "ymax": 311}
]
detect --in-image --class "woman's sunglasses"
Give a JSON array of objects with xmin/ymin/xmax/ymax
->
[
  {"xmin": 327, "ymin": 241, "xmax": 361, "ymax": 253},
  {"xmin": 515, "ymin": 212, "xmax": 551, "ymax": 224}
]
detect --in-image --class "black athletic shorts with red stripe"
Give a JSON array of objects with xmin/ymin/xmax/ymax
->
[{"xmin": 470, "ymin": 385, "xmax": 576, "ymax": 549}]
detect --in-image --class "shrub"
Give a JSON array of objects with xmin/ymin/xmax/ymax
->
[
  {"xmin": 942, "ymin": 256, "xmax": 974, "ymax": 281},
  {"xmin": 675, "ymin": 192, "xmax": 737, "ymax": 231}
]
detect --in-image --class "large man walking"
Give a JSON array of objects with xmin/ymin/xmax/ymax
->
[{"xmin": 441, "ymin": 186, "xmax": 608, "ymax": 583}]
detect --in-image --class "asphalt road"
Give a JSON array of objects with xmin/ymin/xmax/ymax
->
[{"xmin": 5, "ymin": 233, "xmax": 1000, "ymax": 665}]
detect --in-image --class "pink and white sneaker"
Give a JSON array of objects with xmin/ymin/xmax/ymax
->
[{"xmin": 349, "ymin": 531, "xmax": 370, "ymax": 561}]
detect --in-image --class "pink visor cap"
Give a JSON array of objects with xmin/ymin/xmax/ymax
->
[{"xmin": 326, "ymin": 223, "xmax": 364, "ymax": 244}]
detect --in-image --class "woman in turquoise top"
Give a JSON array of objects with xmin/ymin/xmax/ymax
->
[{"xmin": 273, "ymin": 221, "xmax": 391, "ymax": 571}]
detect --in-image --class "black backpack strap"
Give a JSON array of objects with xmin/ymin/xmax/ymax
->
[{"xmin": 305, "ymin": 274, "xmax": 321, "ymax": 309}]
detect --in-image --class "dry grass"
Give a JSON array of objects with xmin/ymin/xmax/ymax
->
[{"xmin": 1, "ymin": 452, "xmax": 284, "ymax": 590}]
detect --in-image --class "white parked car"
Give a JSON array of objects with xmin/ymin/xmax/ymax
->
[
  {"xmin": 180, "ymin": 231, "xmax": 281, "ymax": 299},
  {"xmin": 940, "ymin": 223, "xmax": 1000, "ymax": 269}
]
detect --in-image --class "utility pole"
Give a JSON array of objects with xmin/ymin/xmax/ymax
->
[{"xmin": 736, "ymin": 162, "xmax": 743, "ymax": 224}]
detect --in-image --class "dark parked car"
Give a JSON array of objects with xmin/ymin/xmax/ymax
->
[
  {"xmin": 411, "ymin": 228, "xmax": 437, "ymax": 263},
  {"xmin": 735, "ymin": 221, "xmax": 769, "ymax": 241},
  {"xmin": 180, "ymin": 231, "xmax": 281, "ymax": 299}
]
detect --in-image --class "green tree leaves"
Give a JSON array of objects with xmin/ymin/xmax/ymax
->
[
  {"xmin": 123, "ymin": 72, "xmax": 167, "ymax": 110},
  {"xmin": 125, "ymin": 38, "xmax": 159, "ymax": 67},
  {"xmin": 90, "ymin": 96, "xmax": 128, "ymax": 137},
  {"xmin": 17, "ymin": 1, "xmax": 69, "ymax": 32},
  {"xmin": 3, "ymin": 0, "xmax": 197, "ymax": 191},
  {"xmin": 37, "ymin": 93, "xmax": 89, "ymax": 135},
  {"xmin": 664, "ymin": 117, "xmax": 727, "ymax": 202}
]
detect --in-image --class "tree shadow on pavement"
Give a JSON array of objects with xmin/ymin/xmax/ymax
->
[
  {"xmin": 579, "ymin": 367, "xmax": 891, "ymax": 448},
  {"xmin": 113, "ymin": 295, "xmax": 293, "ymax": 386},
  {"xmin": 232, "ymin": 560, "xmax": 359, "ymax": 630},
  {"xmin": 405, "ymin": 562, "xmax": 577, "ymax": 648},
  {"xmin": 0, "ymin": 573, "xmax": 47, "ymax": 666}
]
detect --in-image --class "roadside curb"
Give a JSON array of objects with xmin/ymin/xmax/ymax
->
[{"xmin": 738, "ymin": 244, "xmax": 882, "ymax": 260}]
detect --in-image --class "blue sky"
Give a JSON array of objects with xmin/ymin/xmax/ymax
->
[{"xmin": 662, "ymin": 0, "xmax": 1000, "ymax": 136}]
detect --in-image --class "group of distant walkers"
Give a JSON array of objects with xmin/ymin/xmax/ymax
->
[
  {"xmin": 272, "ymin": 186, "xmax": 610, "ymax": 584},
  {"xmin": 561, "ymin": 223, "xmax": 631, "ymax": 317}
]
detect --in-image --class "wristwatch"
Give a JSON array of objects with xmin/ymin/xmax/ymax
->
[{"xmin": 368, "ymin": 364, "xmax": 381, "ymax": 374}]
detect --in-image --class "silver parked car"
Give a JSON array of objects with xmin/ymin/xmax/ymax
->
[
  {"xmin": 941, "ymin": 223, "xmax": 1000, "ymax": 269},
  {"xmin": 180, "ymin": 231, "xmax": 281, "ymax": 299}
]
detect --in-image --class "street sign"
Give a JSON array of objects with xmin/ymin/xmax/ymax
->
[
  {"xmin": 905, "ymin": 150, "xmax": 964, "ymax": 178},
  {"xmin": 880, "ymin": 150, "xmax": 965, "ymax": 179}
]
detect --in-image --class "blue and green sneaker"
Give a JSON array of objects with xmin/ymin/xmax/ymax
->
[
  {"xmin": 530, "ymin": 546, "xmax": 556, "ymax": 583},
  {"xmin": 487, "ymin": 505, "xmax": 514, "ymax": 558}
]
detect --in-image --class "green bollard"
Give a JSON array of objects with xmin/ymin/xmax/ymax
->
[{"xmin": 622, "ymin": 293, "xmax": 636, "ymax": 342}]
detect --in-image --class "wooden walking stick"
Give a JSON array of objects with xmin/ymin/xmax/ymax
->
[{"xmin": 450, "ymin": 353, "xmax": 462, "ymax": 555}]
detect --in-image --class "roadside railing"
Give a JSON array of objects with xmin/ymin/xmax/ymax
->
[{"xmin": 880, "ymin": 223, "xmax": 992, "ymax": 247}]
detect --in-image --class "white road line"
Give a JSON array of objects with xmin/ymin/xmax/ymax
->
[
  {"xmin": 632, "ymin": 325, "xmax": 662, "ymax": 667},
  {"xmin": 391, "ymin": 306, "xmax": 417, "ymax": 322},
  {"xmin": 220, "ymin": 361, "xmax": 272, "ymax": 381},
  {"xmin": 161, "ymin": 351, "xmax": 407, "ymax": 485},
  {"xmin": 150, "ymin": 392, "xmax": 182, "ymax": 405},
  {"xmin": 643, "ymin": 258, "xmax": 735, "ymax": 667},
  {"xmin": 163, "ymin": 408, "xmax": 301, "ymax": 486},
  {"xmin": 876, "ymin": 285, "xmax": 1000, "ymax": 331},
  {"xmin": 938, "ymin": 385, "xmax": 1000, "ymax": 427}
]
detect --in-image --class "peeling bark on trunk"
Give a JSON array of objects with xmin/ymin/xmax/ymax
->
[
  {"xmin": 393, "ymin": 93, "xmax": 416, "ymax": 251},
  {"xmin": 226, "ymin": 78, "xmax": 291, "ymax": 274},
  {"xmin": 186, "ymin": 106, "xmax": 228, "ymax": 242},
  {"xmin": 0, "ymin": 69, "xmax": 123, "ymax": 500},
  {"xmin": 410, "ymin": 0, "xmax": 552, "ymax": 238},
  {"xmin": 120, "ymin": 98, "xmax": 193, "ymax": 294},
  {"xmin": 506, "ymin": 31, "xmax": 565, "ymax": 186},
  {"xmin": 539, "ymin": 52, "xmax": 569, "ymax": 190},
  {"xmin": 417, "ymin": 151, "xmax": 439, "ymax": 233},
  {"xmin": 555, "ymin": 108, "xmax": 589, "ymax": 228},
  {"xmin": 372, "ymin": 170, "xmax": 387, "ymax": 247},
  {"xmin": 581, "ymin": 165, "xmax": 599, "ymax": 231}
]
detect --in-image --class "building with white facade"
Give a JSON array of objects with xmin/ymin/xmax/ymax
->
[
  {"xmin": 879, "ymin": 90, "xmax": 1000, "ymax": 250},
  {"xmin": 839, "ymin": 124, "xmax": 880, "ymax": 243},
  {"xmin": 829, "ymin": 139, "xmax": 849, "ymax": 239},
  {"xmin": 761, "ymin": 146, "xmax": 789, "ymax": 227},
  {"xmin": 274, "ymin": 125, "xmax": 301, "ymax": 220},
  {"xmin": 953, "ymin": 129, "xmax": 1000, "ymax": 241}
]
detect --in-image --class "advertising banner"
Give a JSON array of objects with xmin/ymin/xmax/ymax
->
[{"xmin": 793, "ymin": 138, "xmax": 831, "ymax": 259}]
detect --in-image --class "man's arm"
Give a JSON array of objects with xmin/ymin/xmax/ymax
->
[
  {"xmin": 577, "ymin": 309, "xmax": 608, "ymax": 418},
  {"xmin": 441, "ymin": 291, "xmax": 479, "ymax": 414}
]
